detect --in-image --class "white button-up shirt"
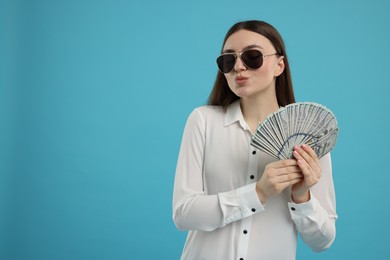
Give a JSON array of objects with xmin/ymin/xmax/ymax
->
[{"xmin": 173, "ymin": 101, "xmax": 337, "ymax": 260}]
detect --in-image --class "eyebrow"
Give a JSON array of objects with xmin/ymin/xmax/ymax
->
[{"xmin": 223, "ymin": 44, "xmax": 264, "ymax": 53}]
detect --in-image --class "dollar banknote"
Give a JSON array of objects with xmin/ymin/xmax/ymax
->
[{"xmin": 251, "ymin": 102, "xmax": 338, "ymax": 160}]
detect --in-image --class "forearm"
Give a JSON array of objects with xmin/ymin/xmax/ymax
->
[
  {"xmin": 288, "ymin": 194, "xmax": 337, "ymax": 251},
  {"xmin": 173, "ymin": 193, "xmax": 223, "ymax": 231},
  {"xmin": 173, "ymin": 183, "xmax": 264, "ymax": 232}
]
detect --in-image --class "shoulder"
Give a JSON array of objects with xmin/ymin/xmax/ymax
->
[
  {"xmin": 192, "ymin": 105, "xmax": 225, "ymax": 118},
  {"xmin": 185, "ymin": 105, "xmax": 225, "ymax": 129},
  {"xmin": 186, "ymin": 105, "xmax": 225, "ymax": 122}
]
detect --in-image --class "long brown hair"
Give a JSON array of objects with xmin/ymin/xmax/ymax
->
[{"xmin": 207, "ymin": 20, "xmax": 295, "ymax": 109}]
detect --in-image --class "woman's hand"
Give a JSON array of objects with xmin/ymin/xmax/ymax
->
[
  {"xmin": 291, "ymin": 144, "xmax": 322, "ymax": 203},
  {"xmin": 256, "ymin": 159, "xmax": 303, "ymax": 204}
]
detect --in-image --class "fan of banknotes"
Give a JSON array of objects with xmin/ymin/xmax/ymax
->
[{"xmin": 250, "ymin": 102, "xmax": 338, "ymax": 160}]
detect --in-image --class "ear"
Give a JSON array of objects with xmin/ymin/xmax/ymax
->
[{"xmin": 274, "ymin": 56, "xmax": 285, "ymax": 77}]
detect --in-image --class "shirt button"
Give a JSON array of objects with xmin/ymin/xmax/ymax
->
[
  {"xmin": 251, "ymin": 208, "xmax": 256, "ymax": 212},
  {"xmin": 243, "ymin": 230, "xmax": 248, "ymax": 234},
  {"xmin": 252, "ymin": 150, "xmax": 256, "ymax": 155},
  {"xmin": 291, "ymin": 207, "xmax": 296, "ymax": 211},
  {"xmin": 250, "ymin": 175, "xmax": 255, "ymax": 180},
  {"xmin": 240, "ymin": 258, "xmax": 244, "ymax": 260}
]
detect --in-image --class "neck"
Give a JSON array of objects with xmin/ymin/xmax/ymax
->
[{"xmin": 240, "ymin": 93, "xmax": 279, "ymax": 133}]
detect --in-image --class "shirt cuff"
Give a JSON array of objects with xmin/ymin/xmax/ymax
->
[
  {"xmin": 218, "ymin": 183, "xmax": 265, "ymax": 225},
  {"xmin": 238, "ymin": 182, "xmax": 265, "ymax": 215},
  {"xmin": 288, "ymin": 192, "xmax": 318, "ymax": 220}
]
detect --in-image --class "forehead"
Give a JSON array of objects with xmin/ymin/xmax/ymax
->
[{"xmin": 223, "ymin": 29, "xmax": 274, "ymax": 51}]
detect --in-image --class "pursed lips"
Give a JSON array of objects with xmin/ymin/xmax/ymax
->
[{"xmin": 235, "ymin": 75, "xmax": 249, "ymax": 84}]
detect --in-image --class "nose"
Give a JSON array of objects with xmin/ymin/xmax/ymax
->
[{"xmin": 234, "ymin": 54, "xmax": 246, "ymax": 72}]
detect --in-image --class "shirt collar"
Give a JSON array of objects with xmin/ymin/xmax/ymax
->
[{"xmin": 224, "ymin": 100, "xmax": 248, "ymax": 130}]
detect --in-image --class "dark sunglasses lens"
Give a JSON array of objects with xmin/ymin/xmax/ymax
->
[
  {"xmin": 217, "ymin": 54, "xmax": 236, "ymax": 73},
  {"xmin": 241, "ymin": 50, "xmax": 263, "ymax": 69}
]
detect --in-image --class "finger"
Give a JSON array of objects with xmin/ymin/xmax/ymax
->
[
  {"xmin": 286, "ymin": 176, "xmax": 304, "ymax": 187},
  {"xmin": 294, "ymin": 145, "xmax": 313, "ymax": 163},
  {"xmin": 297, "ymin": 159, "xmax": 320, "ymax": 187},
  {"xmin": 272, "ymin": 159, "xmax": 298, "ymax": 169},
  {"xmin": 296, "ymin": 159, "xmax": 312, "ymax": 177},
  {"xmin": 301, "ymin": 144, "xmax": 318, "ymax": 160},
  {"xmin": 294, "ymin": 145, "xmax": 319, "ymax": 173},
  {"xmin": 274, "ymin": 172, "xmax": 303, "ymax": 183},
  {"xmin": 292, "ymin": 148, "xmax": 303, "ymax": 160},
  {"xmin": 285, "ymin": 165, "xmax": 302, "ymax": 174},
  {"xmin": 273, "ymin": 176, "xmax": 303, "ymax": 193},
  {"xmin": 274, "ymin": 165, "xmax": 301, "ymax": 176},
  {"xmin": 301, "ymin": 144, "xmax": 321, "ymax": 171},
  {"xmin": 293, "ymin": 149, "xmax": 310, "ymax": 169},
  {"xmin": 289, "ymin": 177, "xmax": 304, "ymax": 186}
]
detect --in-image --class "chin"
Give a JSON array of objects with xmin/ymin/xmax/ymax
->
[{"xmin": 233, "ymin": 88, "xmax": 253, "ymax": 98}]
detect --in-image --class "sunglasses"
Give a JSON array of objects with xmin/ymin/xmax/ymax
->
[{"xmin": 216, "ymin": 49, "xmax": 279, "ymax": 73}]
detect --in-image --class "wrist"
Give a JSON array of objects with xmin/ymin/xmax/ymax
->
[
  {"xmin": 256, "ymin": 183, "xmax": 267, "ymax": 205},
  {"xmin": 291, "ymin": 190, "xmax": 310, "ymax": 204}
]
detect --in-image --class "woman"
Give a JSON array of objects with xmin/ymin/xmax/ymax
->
[{"xmin": 172, "ymin": 20, "xmax": 337, "ymax": 260}]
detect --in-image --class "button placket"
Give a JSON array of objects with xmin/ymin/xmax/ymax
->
[
  {"xmin": 236, "ymin": 218, "xmax": 251, "ymax": 260},
  {"xmin": 237, "ymin": 148, "xmax": 258, "ymax": 260},
  {"xmin": 248, "ymin": 148, "xmax": 258, "ymax": 182}
]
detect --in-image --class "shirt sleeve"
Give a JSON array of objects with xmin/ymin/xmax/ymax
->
[
  {"xmin": 172, "ymin": 109, "xmax": 264, "ymax": 232},
  {"xmin": 287, "ymin": 153, "xmax": 338, "ymax": 252}
]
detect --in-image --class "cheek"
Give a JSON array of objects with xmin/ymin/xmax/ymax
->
[
  {"xmin": 224, "ymin": 74, "xmax": 235, "ymax": 88},
  {"xmin": 254, "ymin": 66, "xmax": 274, "ymax": 80}
]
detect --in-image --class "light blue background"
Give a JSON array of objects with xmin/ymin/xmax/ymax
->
[{"xmin": 1, "ymin": 0, "xmax": 389, "ymax": 259}]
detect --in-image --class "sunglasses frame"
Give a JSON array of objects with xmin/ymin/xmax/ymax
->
[{"xmin": 216, "ymin": 49, "xmax": 279, "ymax": 73}]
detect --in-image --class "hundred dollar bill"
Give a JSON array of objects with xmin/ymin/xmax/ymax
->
[{"xmin": 251, "ymin": 102, "xmax": 338, "ymax": 160}]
